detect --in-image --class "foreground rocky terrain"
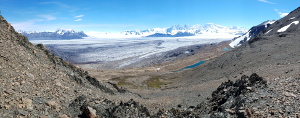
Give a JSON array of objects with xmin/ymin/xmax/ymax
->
[
  {"xmin": 0, "ymin": 15, "xmax": 140, "ymax": 117},
  {"xmin": 1, "ymin": 6, "xmax": 300, "ymax": 118}
]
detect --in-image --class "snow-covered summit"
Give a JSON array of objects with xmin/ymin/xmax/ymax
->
[{"xmin": 55, "ymin": 29, "xmax": 78, "ymax": 35}]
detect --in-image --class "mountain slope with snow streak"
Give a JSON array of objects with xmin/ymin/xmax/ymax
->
[
  {"xmin": 259, "ymin": 7, "xmax": 300, "ymax": 36},
  {"xmin": 229, "ymin": 20, "xmax": 276, "ymax": 48}
]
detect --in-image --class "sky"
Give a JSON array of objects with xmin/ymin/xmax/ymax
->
[{"xmin": 0, "ymin": 0, "xmax": 299, "ymax": 33}]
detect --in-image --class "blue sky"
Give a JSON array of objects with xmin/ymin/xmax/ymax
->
[{"xmin": 0, "ymin": 0, "xmax": 299, "ymax": 32}]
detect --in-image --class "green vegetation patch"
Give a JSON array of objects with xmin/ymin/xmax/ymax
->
[
  {"xmin": 144, "ymin": 77, "xmax": 172, "ymax": 88},
  {"xmin": 110, "ymin": 76, "xmax": 138, "ymax": 89}
]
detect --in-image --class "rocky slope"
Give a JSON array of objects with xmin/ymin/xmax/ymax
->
[
  {"xmin": 153, "ymin": 73, "xmax": 299, "ymax": 117},
  {"xmin": 0, "ymin": 15, "xmax": 138, "ymax": 117}
]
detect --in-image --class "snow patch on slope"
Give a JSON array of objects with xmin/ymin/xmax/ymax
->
[
  {"xmin": 229, "ymin": 31, "xmax": 250, "ymax": 48},
  {"xmin": 263, "ymin": 20, "xmax": 276, "ymax": 28},
  {"xmin": 290, "ymin": 17, "xmax": 296, "ymax": 20},
  {"xmin": 265, "ymin": 29, "xmax": 273, "ymax": 34},
  {"xmin": 277, "ymin": 21, "xmax": 299, "ymax": 32}
]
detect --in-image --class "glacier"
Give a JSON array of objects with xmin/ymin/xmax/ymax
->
[{"xmin": 31, "ymin": 36, "xmax": 234, "ymax": 68}]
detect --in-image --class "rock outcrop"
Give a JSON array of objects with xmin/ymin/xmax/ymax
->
[{"xmin": 153, "ymin": 73, "xmax": 299, "ymax": 117}]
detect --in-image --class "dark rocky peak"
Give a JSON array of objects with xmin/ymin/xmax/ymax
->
[
  {"xmin": 229, "ymin": 20, "xmax": 275, "ymax": 48},
  {"xmin": 260, "ymin": 7, "xmax": 300, "ymax": 36},
  {"xmin": 232, "ymin": 7, "xmax": 300, "ymax": 47}
]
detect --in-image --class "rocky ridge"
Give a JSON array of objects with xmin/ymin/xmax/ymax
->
[
  {"xmin": 75, "ymin": 73, "xmax": 299, "ymax": 117},
  {"xmin": 152, "ymin": 73, "xmax": 299, "ymax": 117}
]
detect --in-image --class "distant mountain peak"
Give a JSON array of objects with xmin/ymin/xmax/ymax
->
[{"xmin": 19, "ymin": 29, "xmax": 88, "ymax": 40}]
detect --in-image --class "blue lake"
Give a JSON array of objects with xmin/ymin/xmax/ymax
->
[
  {"xmin": 222, "ymin": 48, "xmax": 229, "ymax": 51},
  {"xmin": 173, "ymin": 61, "xmax": 206, "ymax": 72}
]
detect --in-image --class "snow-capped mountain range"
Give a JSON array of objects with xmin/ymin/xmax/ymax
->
[
  {"xmin": 121, "ymin": 23, "xmax": 247, "ymax": 37},
  {"xmin": 89, "ymin": 23, "xmax": 248, "ymax": 38},
  {"xmin": 18, "ymin": 29, "xmax": 88, "ymax": 40}
]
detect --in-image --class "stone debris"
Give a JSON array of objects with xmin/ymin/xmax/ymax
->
[
  {"xmin": 81, "ymin": 106, "xmax": 97, "ymax": 118},
  {"xmin": 22, "ymin": 98, "xmax": 33, "ymax": 110},
  {"xmin": 284, "ymin": 92, "xmax": 297, "ymax": 97}
]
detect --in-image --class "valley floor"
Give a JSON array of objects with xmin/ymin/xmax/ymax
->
[{"xmin": 76, "ymin": 41, "xmax": 232, "ymax": 110}]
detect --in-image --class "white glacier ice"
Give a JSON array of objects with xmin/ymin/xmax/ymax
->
[{"xmin": 30, "ymin": 36, "xmax": 233, "ymax": 66}]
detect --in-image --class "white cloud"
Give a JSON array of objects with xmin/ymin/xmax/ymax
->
[
  {"xmin": 74, "ymin": 15, "xmax": 84, "ymax": 18},
  {"xmin": 74, "ymin": 19, "xmax": 83, "ymax": 21},
  {"xmin": 258, "ymin": 0, "xmax": 275, "ymax": 4},
  {"xmin": 39, "ymin": 2, "xmax": 79, "ymax": 12},
  {"xmin": 12, "ymin": 21, "xmax": 36, "ymax": 31},
  {"xmin": 12, "ymin": 18, "xmax": 45, "ymax": 31},
  {"xmin": 11, "ymin": 15, "xmax": 56, "ymax": 31},
  {"xmin": 38, "ymin": 15, "xmax": 57, "ymax": 21},
  {"xmin": 275, "ymin": 9, "xmax": 289, "ymax": 18},
  {"xmin": 11, "ymin": 20, "xmax": 136, "ymax": 32}
]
